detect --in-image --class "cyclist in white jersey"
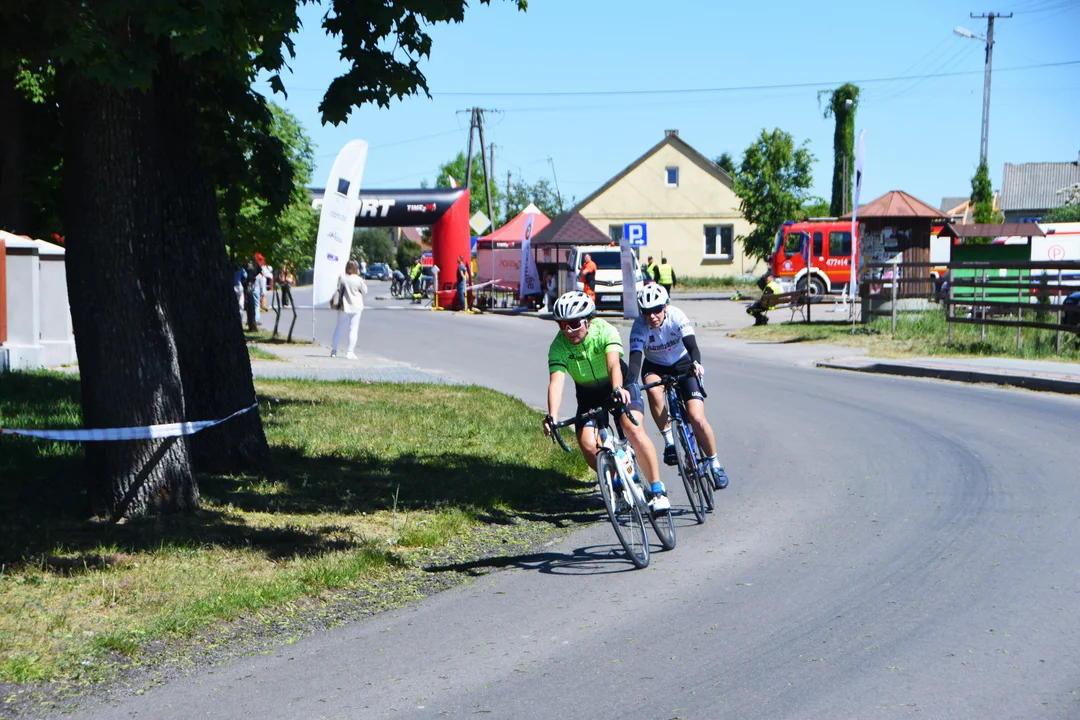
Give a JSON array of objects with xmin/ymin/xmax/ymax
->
[{"xmin": 627, "ymin": 284, "xmax": 730, "ymax": 490}]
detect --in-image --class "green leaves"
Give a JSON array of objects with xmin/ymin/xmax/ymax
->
[
  {"xmin": 219, "ymin": 102, "xmax": 319, "ymax": 272},
  {"xmin": 505, "ymin": 177, "xmax": 566, "ymax": 223},
  {"xmin": 970, "ymin": 160, "xmax": 1002, "ymax": 231},
  {"xmin": 732, "ymin": 128, "xmax": 816, "ymax": 260},
  {"xmin": 434, "ymin": 151, "xmax": 504, "ymax": 218}
]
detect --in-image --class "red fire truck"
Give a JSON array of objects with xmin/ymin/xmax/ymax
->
[{"xmin": 768, "ymin": 220, "xmax": 855, "ymax": 296}]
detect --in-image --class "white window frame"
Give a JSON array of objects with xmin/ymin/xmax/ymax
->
[
  {"xmin": 664, "ymin": 166, "xmax": 679, "ymax": 187},
  {"xmin": 703, "ymin": 224, "xmax": 734, "ymax": 259}
]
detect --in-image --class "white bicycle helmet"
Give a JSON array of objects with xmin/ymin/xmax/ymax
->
[
  {"xmin": 637, "ymin": 283, "xmax": 669, "ymax": 312},
  {"xmin": 552, "ymin": 291, "xmax": 595, "ymax": 321}
]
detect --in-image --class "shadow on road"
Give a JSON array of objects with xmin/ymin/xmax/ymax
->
[{"xmin": 424, "ymin": 542, "xmax": 671, "ymax": 576}]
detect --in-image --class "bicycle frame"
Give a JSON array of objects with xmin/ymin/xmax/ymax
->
[
  {"xmin": 551, "ymin": 407, "xmax": 647, "ymax": 510},
  {"xmin": 642, "ymin": 373, "xmax": 714, "ymax": 520},
  {"xmin": 548, "ymin": 403, "xmax": 666, "ymax": 567}
]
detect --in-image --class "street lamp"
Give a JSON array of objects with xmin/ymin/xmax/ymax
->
[{"xmin": 953, "ymin": 25, "xmax": 983, "ymax": 40}]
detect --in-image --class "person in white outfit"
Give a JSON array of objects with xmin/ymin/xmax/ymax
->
[{"xmin": 331, "ymin": 259, "xmax": 368, "ymax": 359}]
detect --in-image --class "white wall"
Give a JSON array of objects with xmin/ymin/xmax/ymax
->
[{"xmin": 2, "ymin": 233, "xmax": 76, "ymax": 370}]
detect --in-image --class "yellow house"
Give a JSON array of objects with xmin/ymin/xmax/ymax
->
[{"xmin": 574, "ymin": 130, "xmax": 759, "ymax": 279}]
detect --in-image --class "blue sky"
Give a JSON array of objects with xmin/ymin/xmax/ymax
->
[{"xmin": 259, "ymin": 0, "xmax": 1080, "ymax": 213}]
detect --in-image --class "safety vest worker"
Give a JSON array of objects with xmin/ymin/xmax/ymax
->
[{"xmin": 656, "ymin": 262, "xmax": 675, "ymax": 287}]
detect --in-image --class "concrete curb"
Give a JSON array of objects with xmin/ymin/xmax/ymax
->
[{"xmin": 816, "ymin": 360, "xmax": 1080, "ymax": 395}]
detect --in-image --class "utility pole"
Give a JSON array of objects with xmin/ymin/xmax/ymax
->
[
  {"xmin": 547, "ymin": 156, "xmax": 563, "ymax": 211},
  {"xmin": 476, "ymin": 116, "xmax": 494, "ymax": 230},
  {"xmin": 464, "ymin": 108, "xmax": 476, "ymax": 195},
  {"xmin": 488, "ymin": 143, "xmax": 496, "ymax": 221},
  {"xmin": 506, "ymin": 170, "xmax": 512, "ymax": 224},
  {"xmin": 967, "ymin": 12, "xmax": 1011, "ymax": 165},
  {"xmin": 462, "ymin": 107, "xmax": 497, "ymax": 228}
]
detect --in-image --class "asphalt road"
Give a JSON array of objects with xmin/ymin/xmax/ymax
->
[{"xmin": 62, "ymin": 283, "xmax": 1080, "ymax": 719}]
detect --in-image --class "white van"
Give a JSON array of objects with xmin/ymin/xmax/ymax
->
[{"xmin": 565, "ymin": 245, "xmax": 644, "ymax": 309}]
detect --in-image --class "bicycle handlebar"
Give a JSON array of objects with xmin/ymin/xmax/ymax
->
[
  {"xmin": 546, "ymin": 397, "xmax": 638, "ymax": 453},
  {"xmin": 640, "ymin": 371, "xmax": 708, "ymax": 399}
]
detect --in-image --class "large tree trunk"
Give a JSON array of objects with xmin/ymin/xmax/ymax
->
[
  {"xmin": 58, "ymin": 67, "xmax": 198, "ymax": 518},
  {"xmin": 151, "ymin": 53, "xmax": 270, "ymax": 474}
]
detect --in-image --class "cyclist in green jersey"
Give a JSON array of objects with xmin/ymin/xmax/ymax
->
[{"xmin": 542, "ymin": 291, "xmax": 670, "ymax": 513}]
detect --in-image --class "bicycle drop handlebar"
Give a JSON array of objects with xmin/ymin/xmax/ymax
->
[
  {"xmin": 640, "ymin": 371, "xmax": 708, "ymax": 399},
  {"xmin": 545, "ymin": 398, "xmax": 639, "ymax": 454}
]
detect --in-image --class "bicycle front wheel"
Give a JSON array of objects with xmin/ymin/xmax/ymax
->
[
  {"xmin": 674, "ymin": 419, "xmax": 707, "ymax": 524},
  {"xmin": 635, "ymin": 458, "xmax": 675, "ymax": 550},
  {"xmin": 597, "ymin": 452, "xmax": 650, "ymax": 569},
  {"xmin": 700, "ymin": 462, "xmax": 716, "ymax": 513}
]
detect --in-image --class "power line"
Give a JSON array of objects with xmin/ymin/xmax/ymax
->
[{"xmin": 430, "ymin": 59, "xmax": 1080, "ymax": 98}]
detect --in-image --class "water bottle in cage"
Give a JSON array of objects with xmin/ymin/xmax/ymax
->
[{"xmin": 616, "ymin": 444, "xmax": 635, "ymax": 481}]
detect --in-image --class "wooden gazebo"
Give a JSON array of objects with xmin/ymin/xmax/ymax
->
[{"xmin": 842, "ymin": 190, "xmax": 946, "ymax": 297}]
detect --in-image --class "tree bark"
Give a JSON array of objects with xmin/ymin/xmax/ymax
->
[
  {"xmin": 151, "ymin": 53, "xmax": 271, "ymax": 474},
  {"xmin": 58, "ymin": 67, "xmax": 198, "ymax": 518}
]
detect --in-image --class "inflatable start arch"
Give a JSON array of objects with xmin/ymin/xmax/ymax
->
[
  {"xmin": 312, "ymin": 140, "xmax": 472, "ymax": 310},
  {"xmin": 353, "ymin": 188, "xmax": 471, "ymax": 308}
]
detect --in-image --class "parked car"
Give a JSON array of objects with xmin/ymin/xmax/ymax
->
[
  {"xmin": 564, "ymin": 245, "xmax": 643, "ymax": 310},
  {"xmin": 364, "ymin": 263, "xmax": 391, "ymax": 281},
  {"xmin": 1063, "ymin": 291, "xmax": 1080, "ymax": 327}
]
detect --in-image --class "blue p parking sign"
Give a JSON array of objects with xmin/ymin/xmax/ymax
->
[{"xmin": 624, "ymin": 223, "xmax": 647, "ymax": 247}]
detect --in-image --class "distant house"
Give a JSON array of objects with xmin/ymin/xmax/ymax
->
[
  {"xmin": 999, "ymin": 156, "xmax": 1080, "ymax": 222},
  {"xmin": 572, "ymin": 130, "xmax": 757, "ymax": 278}
]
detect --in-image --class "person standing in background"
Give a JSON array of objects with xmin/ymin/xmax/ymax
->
[
  {"xmin": 277, "ymin": 265, "xmax": 295, "ymax": 308},
  {"xmin": 644, "ymin": 255, "xmax": 659, "ymax": 284},
  {"xmin": 656, "ymin": 257, "xmax": 677, "ymax": 295},
  {"xmin": 234, "ymin": 264, "xmax": 246, "ymax": 314},
  {"xmin": 579, "ymin": 253, "xmax": 597, "ymax": 303},
  {"xmin": 455, "ymin": 255, "xmax": 470, "ymax": 311},
  {"xmin": 331, "ymin": 259, "xmax": 368, "ymax": 359}
]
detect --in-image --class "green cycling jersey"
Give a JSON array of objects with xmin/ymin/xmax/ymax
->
[{"xmin": 547, "ymin": 318, "xmax": 623, "ymax": 387}]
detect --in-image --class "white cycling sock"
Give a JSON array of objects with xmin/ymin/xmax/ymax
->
[
  {"xmin": 706, "ymin": 454, "xmax": 721, "ymax": 467},
  {"xmin": 661, "ymin": 428, "xmax": 674, "ymax": 445}
]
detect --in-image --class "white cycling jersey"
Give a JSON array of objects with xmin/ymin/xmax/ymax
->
[{"xmin": 629, "ymin": 305, "xmax": 695, "ymax": 366}]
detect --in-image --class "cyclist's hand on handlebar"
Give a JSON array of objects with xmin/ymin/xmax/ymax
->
[
  {"xmin": 693, "ymin": 362, "xmax": 705, "ymax": 378},
  {"xmin": 612, "ymin": 385, "xmax": 631, "ymax": 407},
  {"xmin": 542, "ymin": 414, "xmax": 556, "ymax": 437}
]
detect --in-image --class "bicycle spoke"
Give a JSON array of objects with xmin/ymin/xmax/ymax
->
[
  {"xmin": 674, "ymin": 419, "xmax": 707, "ymax": 524},
  {"xmin": 598, "ymin": 453, "xmax": 649, "ymax": 568}
]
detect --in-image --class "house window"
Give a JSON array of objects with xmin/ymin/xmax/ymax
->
[
  {"xmin": 608, "ymin": 225, "xmax": 623, "ymax": 241},
  {"xmin": 665, "ymin": 167, "xmax": 679, "ymax": 187},
  {"xmin": 704, "ymin": 225, "xmax": 734, "ymax": 258}
]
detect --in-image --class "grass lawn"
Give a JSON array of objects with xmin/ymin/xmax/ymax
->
[
  {"xmin": 243, "ymin": 327, "xmax": 310, "ymax": 345},
  {"xmin": 0, "ymin": 373, "xmax": 590, "ymax": 691},
  {"xmin": 728, "ymin": 306, "xmax": 1080, "ymax": 362},
  {"xmin": 676, "ymin": 275, "xmax": 756, "ymax": 293},
  {"xmin": 246, "ymin": 345, "xmax": 279, "ymax": 361}
]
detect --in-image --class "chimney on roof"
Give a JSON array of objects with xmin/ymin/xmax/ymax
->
[{"xmin": 665, "ymin": 129, "xmax": 679, "ymax": 137}]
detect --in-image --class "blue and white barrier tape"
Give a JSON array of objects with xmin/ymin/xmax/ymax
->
[{"xmin": 0, "ymin": 402, "xmax": 257, "ymax": 442}]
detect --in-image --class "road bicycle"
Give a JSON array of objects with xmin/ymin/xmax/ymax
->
[
  {"xmin": 642, "ymin": 373, "xmax": 715, "ymax": 524},
  {"xmin": 390, "ymin": 276, "xmax": 410, "ymax": 299},
  {"xmin": 548, "ymin": 402, "xmax": 675, "ymax": 569}
]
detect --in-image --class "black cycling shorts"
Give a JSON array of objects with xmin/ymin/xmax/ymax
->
[
  {"xmin": 574, "ymin": 382, "xmax": 645, "ymax": 435},
  {"xmin": 641, "ymin": 356, "xmax": 704, "ymax": 402}
]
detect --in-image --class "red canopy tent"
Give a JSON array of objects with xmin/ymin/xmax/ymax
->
[{"xmin": 475, "ymin": 203, "xmax": 551, "ymax": 292}]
